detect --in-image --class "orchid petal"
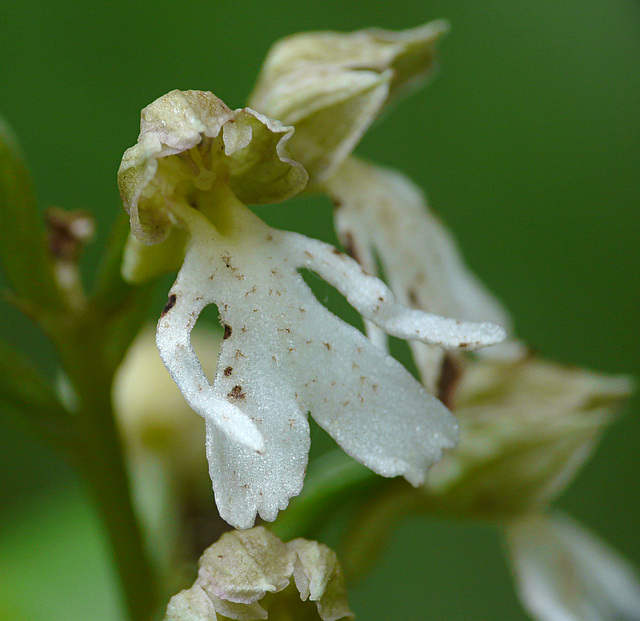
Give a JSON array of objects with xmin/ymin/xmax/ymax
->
[
  {"xmin": 249, "ymin": 21, "xmax": 449, "ymax": 184},
  {"xmin": 328, "ymin": 157, "xmax": 515, "ymax": 387},
  {"xmin": 505, "ymin": 513, "xmax": 640, "ymax": 621},
  {"xmin": 289, "ymin": 539, "xmax": 354, "ymax": 621},
  {"xmin": 156, "ymin": 196, "xmax": 464, "ymax": 526}
]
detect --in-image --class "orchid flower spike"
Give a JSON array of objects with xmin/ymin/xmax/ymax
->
[{"xmin": 118, "ymin": 90, "xmax": 506, "ymax": 528}]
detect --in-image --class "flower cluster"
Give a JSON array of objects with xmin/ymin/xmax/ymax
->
[{"xmin": 115, "ymin": 21, "xmax": 640, "ymax": 621}]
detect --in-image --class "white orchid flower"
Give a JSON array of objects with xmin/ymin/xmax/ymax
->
[{"xmin": 118, "ymin": 90, "xmax": 505, "ymax": 528}]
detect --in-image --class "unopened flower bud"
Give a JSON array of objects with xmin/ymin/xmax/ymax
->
[{"xmin": 165, "ymin": 527, "xmax": 353, "ymax": 621}]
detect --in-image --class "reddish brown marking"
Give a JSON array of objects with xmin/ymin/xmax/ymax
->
[
  {"xmin": 436, "ymin": 353, "xmax": 463, "ymax": 411},
  {"xmin": 323, "ymin": 342, "xmax": 331, "ymax": 350},
  {"xmin": 407, "ymin": 288, "xmax": 420, "ymax": 308},
  {"xmin": 341, "ymin": 231, "xmax": 358, "ymax": 262},
  {"xmin": 162, "ymin": 294, "xmax": 177, "ymax": 316},
  {"xmin": 223, "ymin": 324, "xmax": 232, "ymax": 339},
  {"xmin": 228, "ymin": 385, "xmax": 245, "ymax": 400},
  {"xmin": 223, "ymin": 366, "xmax": 233, "ymax": 377}
]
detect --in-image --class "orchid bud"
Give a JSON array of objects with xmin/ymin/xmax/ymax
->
[
  {"xmin": 249, "ymin": 21, "xmax": 448, "ymax": 185},
  {"xmin": 165, "ymin": 527, "xmax": 353, "ymax": 621}
]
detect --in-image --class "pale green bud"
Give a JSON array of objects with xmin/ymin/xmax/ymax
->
[
  {"xmin": 165, "ymin": 527, "xmax": 353, "ymax": 621},
  {"xmin": 426, "ymin": 356, "xmax": 634, "ymax": 516},
  {"xmin": 248, "ymin": 21, "xmax": 448, "ymax": 185}
]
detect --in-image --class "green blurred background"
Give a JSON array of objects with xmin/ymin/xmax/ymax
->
[{"xmin": 0, "ymin": 1, "xmax": 638, "ymax": 619}]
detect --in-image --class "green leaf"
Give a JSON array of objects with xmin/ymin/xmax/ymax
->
[{"xmin": 0, "ymin": 115, "xmax": 63, "ymax": 312}]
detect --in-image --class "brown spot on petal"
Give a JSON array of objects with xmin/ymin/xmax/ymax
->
[
  {"xmin": 228, "ymin": 385, "xmax": 245, "ymax": 400},
  {"xmin": 223, "ymin": 366, "xmax": 233, "ymax": 377},
  {"xmin": 223, "ymin": 324, "xmax": 232, "ymax": 339},
  {"xmin": 162, "ymin": 294, "xmax": 177, "ymax": 316}
]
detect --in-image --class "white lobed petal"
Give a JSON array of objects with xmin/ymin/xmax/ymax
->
[
  {"xmin": 505, "ymin": 513, "xmax": 640, "ymax": 621},
  {"xmin": 158, "ymin": 194, "xmax": 460, "ymax": 527}
]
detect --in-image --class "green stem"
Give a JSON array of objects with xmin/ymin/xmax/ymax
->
[{"xmin": 54, "ymin": 319, "xmax": 160, "ymax": 621}]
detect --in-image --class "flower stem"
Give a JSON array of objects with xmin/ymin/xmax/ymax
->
[
  {"xmin": 80, "ymin": 387, "xmax": 159, "ymax": 619},
  {"xmin": 53, "ymin": 310, "xmax": 160, "ymax": 620}
]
